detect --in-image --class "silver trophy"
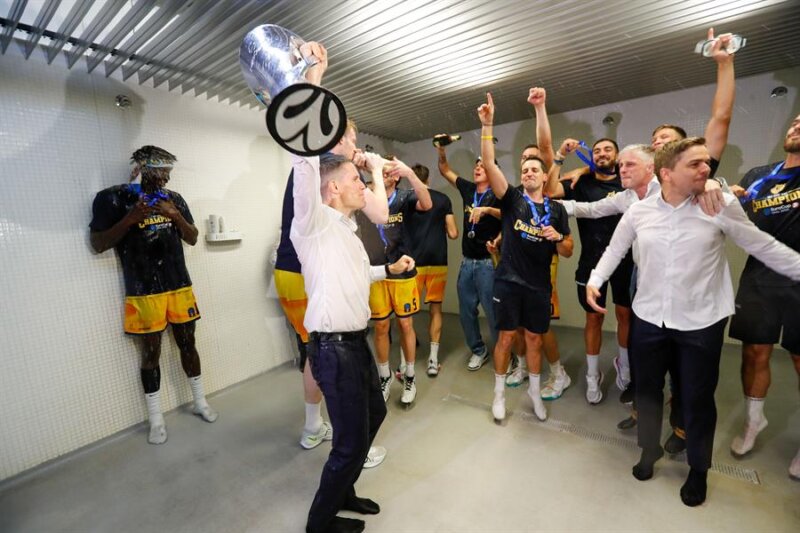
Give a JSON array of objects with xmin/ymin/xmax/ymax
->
[{"xmin": 239, "ymin": 24, "xmax": 347, "ymax": 156}]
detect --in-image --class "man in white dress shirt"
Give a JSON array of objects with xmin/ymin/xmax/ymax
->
[
  {"xmin": 292, "ymin": 152, "xmax": 414, "ymax": 533},
  {"xmin": 586, "ymin": 137, "xmax": 800, "ymax": 507}
]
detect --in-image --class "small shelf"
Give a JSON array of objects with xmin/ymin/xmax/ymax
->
[{"xmin": 205, "ymin": 231, "xmax": 243, "ymax": 243}]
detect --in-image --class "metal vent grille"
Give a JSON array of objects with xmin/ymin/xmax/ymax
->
[{"xmin": 2, "ymin": 0, "xmax": 799, "ymax": 141}]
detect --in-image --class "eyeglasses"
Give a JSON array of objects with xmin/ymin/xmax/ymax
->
[{"xmin": 694, "ymin": 34, "xmax": 746, "ymax": 57}]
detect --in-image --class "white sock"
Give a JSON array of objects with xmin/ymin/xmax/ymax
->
[
  {"xmin": 618, "ymin": 347, "xmax": 630, "ymax": 370},
  {"xmin": 304, "ymin": 402, "xmax": 323, "ymax": 434},
  {"xmin": 400, "ymin": 347, "xmax": 406, "ymax": 363},
  {"xmin": 494, "ymin": 374, "xmax": 506, "ymax": 394},
  {"xmin": 517, "ymin": 354, "xmax": 526, "ymax": 370},
  {"xmin": 430, "ymin": 342, "xmax": 439, "ymax": 362},
  {"xmin": 145, "ymin": 390, "xmax": 164, "ymax": 425},
  {"xmin": 188, "ymin": 375, "xmax": 209, "ymax": 409},
  {"xmin": 586, "ymin": 354, "xmax": 599, "ymax": 377},
  {"xmin": 745, "ymin": 396, "xmax": 765, "ymax": 422},
  {"xmin": 528, "ymin": 373, "xmax": 541, "ymax": 395},
  {"xmin": 378, "ymin": 362, "xmax": 390, "ymax": 378},
  {"xmin": 549, "ymin": 360, "xmax": 563, "ymax": 376},
  {"xmin": 405, "ymin": 361, "xmax": 415, "ymax": 378}
]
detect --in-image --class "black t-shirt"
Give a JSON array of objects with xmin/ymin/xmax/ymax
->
[
  {"xmin": 495, "ymin": 187, "xmax": 570, "ymax": 292},
  {"xmin": 455, "ymin": 177, "xmax": 502, "ymax": 260},
  {"xmin": 563, "ymin": 170, "xmax": 631, "ymax": 278},
  {"xmin": 738, "ymin": 162, "xmax": 800, "ymax": 287},
  {"xmin": 406, "ymin": 188, "xmax": 453, "ymax": 267},
  {"xmin": 90, "ymin": 184, "xmax": 194, "ymax": 297},
  {"xmin": 275, "ymin": 170, "xmax": 302, "ymax": 273},
  {"xmin": 356, "ymin": 188, "xmax": 419, "ymax": 280}
]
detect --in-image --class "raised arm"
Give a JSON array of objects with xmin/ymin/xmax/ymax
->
[
  {"xmin": 436, "ymin": 146, "xmax": 459, "ymax": 187},
  {"xmin": 360, "ymin": 152, "xmax": 389, "ymax": 223},
  {"xmin": 529, "ymin": 87, "xmax": 554, "ymax": 170},
  {"xmin": 291, "ymin": 155, "xmax": 327, "ymax": 237},
  {"xmin": 546, "ymin": 138, "xmax": 582, "ymax": 198},
  {"xmin": 385, "ymin": 158, "xmax": 432, "ymax": 211},
  {"xmin": 703, "ymin": 28, "xmax": 736, "ymax": 162},
  {"xmin": 478, "ymin": 92, "xmax": 509, "ymax": 199}
]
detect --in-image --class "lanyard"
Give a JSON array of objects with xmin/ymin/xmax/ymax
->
[
  {"xmin": 741, "ymin": 162, "xmax": 799, "ymax": 203},
  {"xmin": 522, "ymin": 195, "xmax": 551, "ymax": 227},
  {"xmin": 574, "ymin": 140, "xmax": 616, "ymax": 176},
  {"xmin": 377, "ymin": 189, "xmax": 398, "ymax": 248},
  {"xmin": 128, "ymin": 183, "xmax": 168, "ymax": 206},
  {"xmin": 467, "ymin": 188, "xmax": 490, "ymax": 238}
]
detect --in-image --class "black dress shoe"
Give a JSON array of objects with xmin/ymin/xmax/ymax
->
[
  {"xmin": 664, "ymin": 431, "xmax": 687, "ymax": 454},
  {"xmin": 617, "ymin": 415, "xmax": 637, "ymax": 430},
  {"xmin": 342, "ymin": 496, "xmax": 380, "ymax": 515},
  {"xmin": 632, "ymin": 447, "xmax": 664, "ymax": 481},
  {"xmin": 680, "ymin": 469, "xmax": 708, "ymax": 507},
  {"xmin": 307, "ymin": 516, "xmax": 365, "ymax": 533}
]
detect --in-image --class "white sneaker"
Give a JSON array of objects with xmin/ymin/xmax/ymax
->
[
  {"xmin": 613, "ymin": 356, "xmax": 631, "ymax": 391},
  {"xmin": 380, "ymin": 374, "xmax": 394, "ymax": 403},
  {"xmin": 528, "ymin": 390, "xmax": 547, "ymax": 421},
  {"xmin": 148, "ymin": 422, "xmax": 167, "ymax": 445},
  {"xmin": 192, "ymin": 403, "xmax": 219, "ymax": 423},
  {"xmin": 505, "ymin": 364, "xmax": 528, "ymax": 387},
  {"xmin": 467, "ymin": 352, "xmax": 489, "ymax": 371},
  {"xmin": 401, "ymin": 376, "xmax": 416, "ymax": 405},
  {"xmin": 790, "ymin": 448, "xmax": 800, "ymax": 481},
  {"xmin": 586, "ymin": 371, "xmax": 604, "ymax": 404},
  {"xmin": 364, "ymin": 445, "xmax": 387, "ymax": 469},
  {"xmin": 300, "ymin": 421, "xmax": 333, "ymax": 450},
  {"xmin": 427, "ymin": 359, "xmax": 441, "ymax": 377},
  {"xmin": 730, "ymin": 417, "xmax": 768, "ymax": 457},
  {"xmin": 492, "ymin": 394, "xmax": 506, "ymax": 421},
  {"xmin": 541, "ymin": 370, "xmax": 571, "ymax": 400}
]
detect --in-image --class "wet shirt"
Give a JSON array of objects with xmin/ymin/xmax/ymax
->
[
  {"xmin": 496, "ymin": 187, "xmax": 570, "ymax": 292},
  {"xmin": 275, "ymin": 170, "xmax": 302, "ymax": 273},
  {"xmin": 562, "ymin": 170, "xmax": 630, "ymax": 277},
  {"xmin": 90, "ymin": 184, "xmax": 193, "ymax": 297},
  {"xmin": 455, "ymin": 177, "xmax": 502, "ymax": 260},
  {"xmin": 406, "ymin": 189, "xmax": 453, "ymax": 267},
  {"xmin": 738, "ymin": 162, "xmax": 800, "ymax": 287},
  {"xmin": 372, "ymin": 188, "xmax": 419, "ymax": 280}
]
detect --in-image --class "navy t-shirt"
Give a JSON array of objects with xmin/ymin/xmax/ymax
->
[
  {"xmin": 495, "ymin": 187, "xmax": 570, "ymax": 292},
  {"xmin": 90, "ymin": 184, "xmax": 193, "ymax": 297},
  {"xmin": 738, "ymin": 162, "xmax": 800, "ymax": 287}
]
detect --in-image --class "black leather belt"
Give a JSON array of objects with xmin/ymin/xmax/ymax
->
[{"xmin": 309, "ymin": 329, "xmax": 368, "ymax": 342}]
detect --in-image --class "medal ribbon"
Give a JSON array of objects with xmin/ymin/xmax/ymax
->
[
  {"xmin": 468, "ymin": 188, "xmax": 490, "ymax": 238},
  {"xmin": 741, "ymin": 162, "xmax": 800, "ymax": 203}
]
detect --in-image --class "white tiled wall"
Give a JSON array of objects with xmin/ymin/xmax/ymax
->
[{"xmin": 0, "ymin": 48, "xmax": 296, "ymax": 480}]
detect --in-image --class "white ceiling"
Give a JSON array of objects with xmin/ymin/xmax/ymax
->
[{"xmin": 2, "ymin": 0, "xmax": 799, "ymax": 141}]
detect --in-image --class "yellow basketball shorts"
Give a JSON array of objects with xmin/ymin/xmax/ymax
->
[
  {"xmin": 274, "ymin": 269, "xmax": 309, "ymax": 343},
  {"xmin": 415, "ymin": 265, "xmax": 448, "ymax": 304},
  {"xmin": 369, "ymin": 277, "xmax": 420, "ymax": 320},
  {"xmin": 124, "ymin": 286, "xmax": 200, "ymax": 335},
  {"xmin": 550, "ymin": 254, "xmax": 560, "ymax": 320}
]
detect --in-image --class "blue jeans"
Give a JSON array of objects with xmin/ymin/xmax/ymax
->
[{"xmin": 457, "ymin": 258, "xmax": 497, "ymax": 356}]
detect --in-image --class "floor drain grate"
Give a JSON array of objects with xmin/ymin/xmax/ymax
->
[{"xmin": 443, "ymin": 393, "xmax": 761, "ymax": 485}]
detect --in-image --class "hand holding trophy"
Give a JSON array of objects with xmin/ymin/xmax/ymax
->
[{"xmin": 239, "ymin": 25, "xmax": 347, "ymax": 156}]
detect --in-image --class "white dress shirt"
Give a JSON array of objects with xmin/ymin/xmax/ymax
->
[
  {"xmin": 589, "ymin": 192, "xmax": 800, "ymax": 330},
  {"xmin": 290, "ymin": 155, "xmax": 386, "ymax": 333},
  {"xmin": 561, "ymin": 176, "xmax": 661, "ymax": 218}
]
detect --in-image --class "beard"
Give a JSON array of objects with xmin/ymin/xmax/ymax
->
[{"xmin": 784, "ymin": 137, "xmax": 800, "ymax": 154}]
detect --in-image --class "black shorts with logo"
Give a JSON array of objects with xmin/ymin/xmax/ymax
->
[
  {"xmin": 729, "ymin": 281, "xmax": 800, "ymax": 354},
  {"xmin": 575, "ymin": 259, "xmax": 634, "ymax": 313},
  {"xmin": 492, "ymin": 279, "xmax": 551, "ymax": 334}
]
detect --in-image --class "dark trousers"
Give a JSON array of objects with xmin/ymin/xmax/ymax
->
[
  {"xmin": 306, "ymin": 331, "xmax": 387, "ymax": 533},
  {"xmin": 631, "ymin": 314, "xmax": 727, "ymax": 471}
]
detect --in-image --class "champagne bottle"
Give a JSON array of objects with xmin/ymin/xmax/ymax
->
[{"xmin": 432, "ymin": 133, "xmax": 461, "ymax": 148}]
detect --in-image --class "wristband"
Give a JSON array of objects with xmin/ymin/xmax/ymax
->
[
  {"xmin": 553, "ymin": 159, "xmax": 564, "ymax": 166},
  {"xmin": 385, "ymin": 264, "xmax": 391, "ymax": 276}
]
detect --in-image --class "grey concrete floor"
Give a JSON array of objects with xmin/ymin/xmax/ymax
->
[{"xmin": 1, "ymin": 313, "xmax": 798, "ymax": 532}]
